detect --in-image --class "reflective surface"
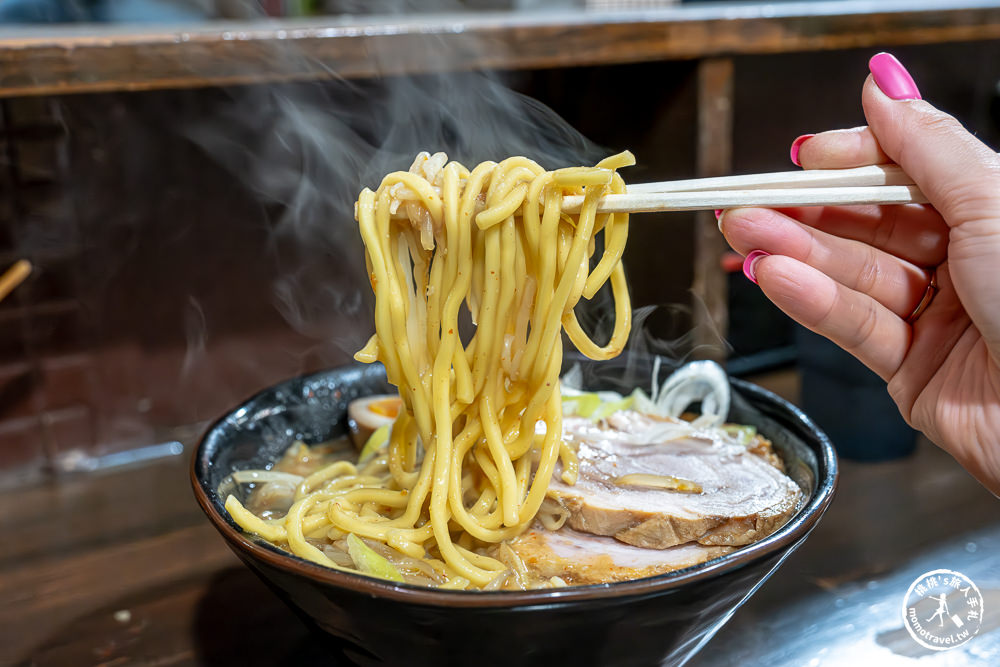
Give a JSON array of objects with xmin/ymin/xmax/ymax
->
[
  {"xmin": 693, "ymin": 439, "xmax": 1000, "ymax": 666},
  {"xmin": 6, "ymin": 378, "xmax": 998, "ymax": 665}
]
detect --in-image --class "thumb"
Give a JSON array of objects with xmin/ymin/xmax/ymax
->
[
  {"xmin": 863, "ymin": 53, "xmax": 1000, "ymax": 230},
  {"xmin": 863, "ymin": 52, "xmax": 1000, "ymax": 350}
]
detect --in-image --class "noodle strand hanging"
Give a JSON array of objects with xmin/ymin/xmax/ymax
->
[{"xmin": 228, "ymin": 151, "xmax": 634, "ymax": 588}]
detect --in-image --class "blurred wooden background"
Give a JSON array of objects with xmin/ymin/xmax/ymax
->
[
  {"xmin": 1, "ymin": 2, "xmax": 1000, "ymax": 482},
  {"xmin": 2, "ymin": 3, "xmax": 1000, "ymax": 665}
]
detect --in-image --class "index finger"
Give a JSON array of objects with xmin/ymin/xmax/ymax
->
[{"xmin": 794, "ymin": 126, "xmax": 889, "ymax": 169}]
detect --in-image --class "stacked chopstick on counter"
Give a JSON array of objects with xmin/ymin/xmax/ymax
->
[{"xmin": 0, "ymin": 260, "xmax": 31, "ymax": 304}]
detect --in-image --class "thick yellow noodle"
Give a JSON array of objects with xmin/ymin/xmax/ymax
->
[{"xmin": 228, "ymin": 151, "xmax": 633, "ymax": 588}]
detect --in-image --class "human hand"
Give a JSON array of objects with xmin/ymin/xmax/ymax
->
[{"xmin": 719, "ymin": 53, "xmax": 1000, "ymax": 495}]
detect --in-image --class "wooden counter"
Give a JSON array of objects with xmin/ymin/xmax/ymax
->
[
  {"xmin": 1, "ymin": 1, "xmax": 1000, "ymax": 98},
  {"xmin": 2, "ymin": 1, "xmax": 997, "ymax": 355},
  {"xmin": 4, "ymin": 435, "xmax": 998, "ymax": 665},
  {"xmin": 3, "ymin": 372, "xmax": 999, "ymax": 665}
]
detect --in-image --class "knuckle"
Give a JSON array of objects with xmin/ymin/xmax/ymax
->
[
  {"xmin": 853, "ymin": 246, "xmax": 882, "ymax": 294},
  {"xmin": 937, "ymin": 177, "xmax": 1000, "ymax": 223},
  {"xmin": 872, "ymin": 205, "xmax": 899, "ymax": 249},
  {"xmin": 896, "ymin": 106, "xmax": 1000, "ymax": 222},
  {"xmin": 895, "ymin": 106, "xmax": 963, "ymax": 163},
  {"xmin": 914, "ymin": 107, "xmax": 962, "ymax": 136},
  {"xmin": 853, "ymin": 299, "xmax": 882, "ymax": 351},
  {"xmin": 886, "ymin": 377, "xmax": 915, "ymax": 423}
]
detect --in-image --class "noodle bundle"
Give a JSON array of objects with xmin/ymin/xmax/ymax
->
[{"xmin": 227, "ymin": 151, "xmax": 633, "ymax": 588}]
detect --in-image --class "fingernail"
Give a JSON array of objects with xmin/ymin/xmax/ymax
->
[
  {"xmin": 742, "ymin": 250, "xmax": 770, "ymax": 285},
  {"xmin": 790, "ymin": 134, "xmax": 814, "ymax": 167},
  {"xmin": 869, "ymin": 52, "xmax": 921, "ymax": 100},
  {"xmin": 715, "ymin": 209, "xmax": 725, "ymax": 231}
]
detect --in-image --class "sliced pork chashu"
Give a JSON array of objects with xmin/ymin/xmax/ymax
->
[
  {"xmin": 548, "ymin": 412, "xmax": 803, "ymax": 549},
  {"xmin": 506, "ymin": 526, "xmax": 733, "ymax": 586}
]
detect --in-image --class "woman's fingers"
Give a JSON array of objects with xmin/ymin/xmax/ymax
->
[
  {"xmin": 862, "ymin": 69, "xmax": 1000, "ymax": 230},
  {"xmin": 722, "ymin": 207, "xmax": 931, "ymax": 317},
  {"xmin": 791, "ymin": 60, "xmax": 1000, "ymax": 233},
  {"xmin": 765, "ymin": 203, "xmax": 949, "ymax": 267},
  {"xmin": 861, "ymin": 54, "xmax": 1000, "ymax": 350},
  {"xmin": 749, "ymin": 253, "xmax": 909, "ymax": 380},
  {"xmin": 794, "ymin": 126, "xmax": 889, "ymax": 169}
]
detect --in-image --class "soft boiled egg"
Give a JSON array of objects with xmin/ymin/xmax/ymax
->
[{"xmin": 347, "ymin": 395, "xmax": 401, "ymax": 450}]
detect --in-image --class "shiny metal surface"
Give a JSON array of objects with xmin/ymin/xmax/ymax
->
[{"xmin": 692, "ymin": 439, "xmax": 1000, "ymax": 666}]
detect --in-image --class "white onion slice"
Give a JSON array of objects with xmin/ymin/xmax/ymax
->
[
  {"xmin": 230, "ymin": 470, "xmax": 305, "ymax": 485},
  {"xmin": 654, "ymin": 360, "xmax": 730, "ymax": 426}
]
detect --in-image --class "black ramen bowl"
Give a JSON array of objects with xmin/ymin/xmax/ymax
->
[{"xmin": 192, "ymin": 361, "xmax": 837, "ymax": 667}]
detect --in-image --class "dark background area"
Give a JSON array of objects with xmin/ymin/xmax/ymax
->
[
  {"xmin": 1, "ymin": 40, "xmax": 999, "ymax": 479},
  {"xmin": 2, "ymin": 7, "xmax": 1000, "ymax": 664}
]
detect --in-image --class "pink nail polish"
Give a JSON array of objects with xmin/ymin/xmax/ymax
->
[
  {"xmin": 869, "ymin": 52, "xmax": 921, "ymax": 101},
  {"xmin": 714, "ymin": 209, "xmax": 723, "ymax": 219},
  {"xmin": 789, "ymin": 134, "xmax": 814, "ymax": 167},
  {"xmin": 742, "ymin": 250, "xmax": 770, "ymax": 285}
]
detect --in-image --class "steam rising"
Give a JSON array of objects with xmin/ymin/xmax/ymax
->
[
  {"xmin": 186, "ymin": 66, "xmax": 608, "ymax": 353},
  {"xmin": 567, "ymin": 302, "xmax": 729, "ymax": 395},
  {"xmin": 180, "ymin": 11, "xmax": 721, "ymax": 400},
  {"xmin": 0, "ymin": 4, "xmax": 726, "ymax": 474},
  {"xmin": 182, "ymin": 296, "xmax": 208, "ymax": 378}
]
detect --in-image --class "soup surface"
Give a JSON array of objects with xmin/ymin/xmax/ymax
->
[{"xmin": 224, "ymin": 390, "xmax": 803, "ymax": 590}]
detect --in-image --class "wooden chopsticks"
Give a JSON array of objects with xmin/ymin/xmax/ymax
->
[
  {"xmin": 624, "ymin": 163, "xmax": 914, "ymax": 193},
  {"xmin": 0, "ymin": 260, "xmax": 31, "ymax": 303},
  {"xmin": 560, "ymin": 163, "xmax": 927, "ymax": 214}
]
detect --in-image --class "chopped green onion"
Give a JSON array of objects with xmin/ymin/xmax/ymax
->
[
  {"xmin": 562, "ymin": 392, "xmax": 601, "ymax": 417},
  {"xmin": 590, "ymin": 394, "xmax": 635, "ymax": 421},
  {"xmin": 721, "ymin": 424, "xmax": 757, "ymax": 444},
  {"xmin": 562, "ymin": 390, "xmax": 639, "ymax": 421},
  {"xmin": 346, "ymin": 533, "xmax": 405, "ymax": 583},
  {"xmin": 358, "ymin": 424, "xmax": 391, "ymax": 463}
]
